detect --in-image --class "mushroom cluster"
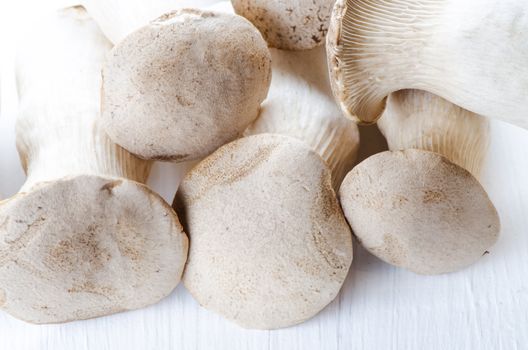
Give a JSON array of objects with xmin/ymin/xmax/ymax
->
[{"xmin": 1, "ymin": 0, "xmax": 516, "ymax": 329}]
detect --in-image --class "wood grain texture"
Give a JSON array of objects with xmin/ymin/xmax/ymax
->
[{"xmin": 1, "ymin": 1, "xmax": 527, "ymax": 349}]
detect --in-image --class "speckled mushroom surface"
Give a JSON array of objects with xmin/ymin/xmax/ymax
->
[
  {"xmin": 0, "ymin": 6, "xmax": 188, "ymax": 324},
  {"xmin": 339, "ymin": 149, "xmax": 500, "ymax": 275},
  {"xmin": 0, "ymin": 176, "xmax": 186, "ymax": 324},
  {"xmin": 101, "ymin": 9, "xmax": 271, "ymax": 162},
  {"xmin": 232, "ymin": 0, "xmax": 336, "ymax": 50},
  {"xmin": 176, "ymin": 134, "xmax": 353, "ymax": 329}
]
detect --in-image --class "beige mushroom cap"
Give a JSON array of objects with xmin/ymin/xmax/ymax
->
[
  {"xmin": 232, "ymin": 0, "xmax": 336, "ymax": 50},
  {"xmin": 176, "ymin": 134, "xmax": 352, "ymax": 329},
  {"xmin": 339, "ymin": 149, "xmax": 500, "ymax": 275},
  {"xmin": 0, "ymin": 175, "xmax": 188, "ymax": 324},
  {"xmin": 101, "ymin": 9, "xmax": 271, "ymax": 162}
]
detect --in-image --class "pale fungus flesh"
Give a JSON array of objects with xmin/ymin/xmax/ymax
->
[
  {"xmin": 245, "ymin": 45, "xmax": 360, "ymax": 189},
  {"xmin": 378, "ymin": 90, "xmax": 490, "ymax": 178}
]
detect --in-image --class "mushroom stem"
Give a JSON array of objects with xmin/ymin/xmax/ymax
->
[
  {"xmin": 377, "ymin": 90, "xmax": 490, "ymax": 178},
  {"xmin": 16, "ymin": 6, "xmax": 151, "ymax": 193},
  {"xmin": 327, "ymin": 0, "xmax": 528, "ymax": 129},
  {"xmin": 17, "ymin": 122, "xmax": 151, "ymax": 193},
  {"xmin": 245, "ymin": 45, "xmax": 360, "ymax": 189}
]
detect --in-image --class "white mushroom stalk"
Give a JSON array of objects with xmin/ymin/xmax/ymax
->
[
  {"xmin": 0, "ymin": 6, "xmax": 188, "ymax": 324},
  {"xmin": 15, "ymin": 7, "xmax": 150, "ymax": 191},
  {"xmin": 377, "ymin": 90, "xmax": 490, "ymax": 178},
  {"xmin": 81, "ymin": 0, "xmax": 219, "ymax": 44},
  {"xmin": 245, "ymin": 45, "xmax": 360, "ymax": 189},
  {"xmin": 327, "ymin": 0, "xmax": 528, "ymax": 129},
  {"xmin": 16, "ymin": 61, "xmax": 150, "ymax": 192}
]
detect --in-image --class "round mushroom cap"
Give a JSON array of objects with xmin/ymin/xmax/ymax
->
[
  {"xmin": 101, "ymin": 9, "xmax": 272, "ymax": 162},
  {"xmin": 339, "ymin": 149, "xmax": 500, "ymax": 275},
  {"xmin": 176, "ymin": 134, "xmax": 353, "ymax": 329},
  {"xmin": 0, "ymin": 175, "xmax": 188, "ymax": 324},
  {"xmin": 231, "ymin": 0, "xmax": 335, "ymax": 50}
]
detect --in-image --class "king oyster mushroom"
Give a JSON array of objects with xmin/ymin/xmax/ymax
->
[{"xmin": 0, "ymin": 6, "xmax": 188, "ymax": 324}]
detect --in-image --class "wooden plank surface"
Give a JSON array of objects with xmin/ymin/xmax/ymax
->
[{"xmin": 0, "ymin": 1, "xmax": 527, "ymax": 349}]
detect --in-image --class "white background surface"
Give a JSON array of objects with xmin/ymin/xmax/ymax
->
[{"xmin": 1, "ymin": 1, "xmax": 528, "ymax": 349}]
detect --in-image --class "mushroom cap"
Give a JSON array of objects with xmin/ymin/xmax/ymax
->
[
  {"xmin": 0, "ymin": 175, "xmax": 188, "ymax": 324},
  {"xmin": 176, "ymin": 134, "xmax": 352, "ymax": 329},
  {"xmin": 232, "ymin": 0, "xmax": 336, "ymax": 50},
  {"xmin": 339, "ymin": 149, "xmax": 500, "ymax": 275},
  {"xmin": 101, "ymin": 9, "xmax": 272, "ymax": 162}
]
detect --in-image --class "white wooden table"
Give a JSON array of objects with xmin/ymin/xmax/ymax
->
[{"xmin": 1, "ymin": 1, "xmax": 527, "ymax": 349}]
